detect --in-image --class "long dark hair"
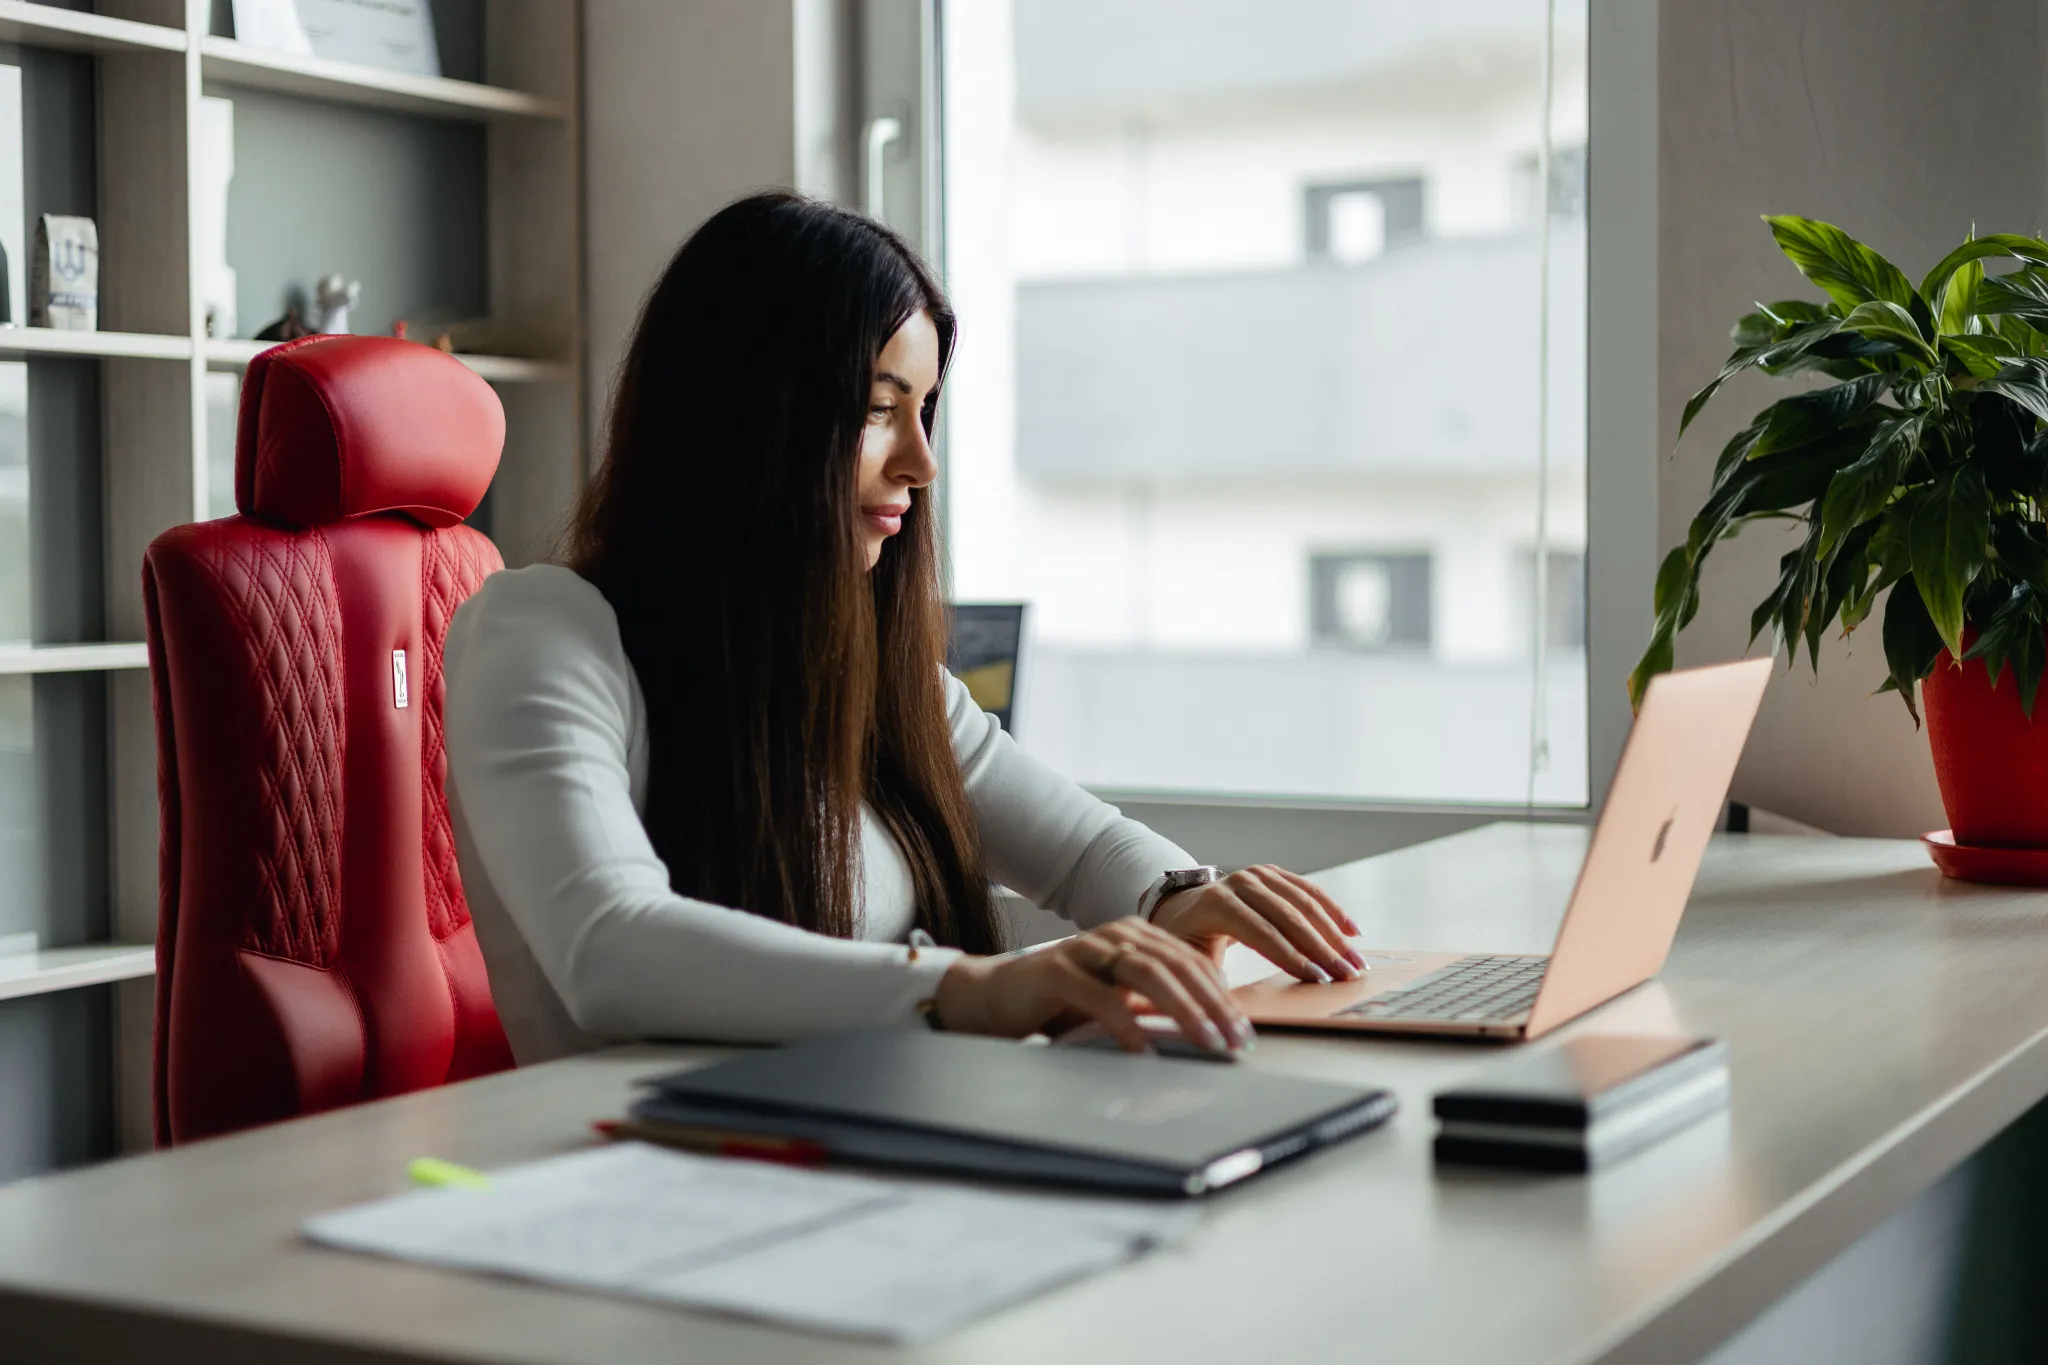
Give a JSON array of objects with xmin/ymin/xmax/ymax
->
[{"xmin": 566, "ymin": 192, "xmax": 1002, "ymax": 953}]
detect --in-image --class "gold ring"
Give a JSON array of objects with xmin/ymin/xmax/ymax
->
[{"xmin": 1093, "ymin": 943, "xmax": 1129, "ymax": 985}]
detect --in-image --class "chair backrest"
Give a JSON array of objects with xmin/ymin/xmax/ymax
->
[{"xmin": 144, "ymin": 335, "xmax": 516, "ymax": 1146}]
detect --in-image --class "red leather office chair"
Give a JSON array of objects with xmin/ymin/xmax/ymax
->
[{"xmin": 143, "ymin": 335, "xmax": 517, "ymax": 1146}]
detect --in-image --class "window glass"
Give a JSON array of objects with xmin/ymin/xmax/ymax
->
[{"xmin": 940, "ymin": 0, "xmax": 1588, "ymax": 803}]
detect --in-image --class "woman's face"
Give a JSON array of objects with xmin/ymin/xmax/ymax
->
[{"xmin": 856, "ymin": 310, "xmax": 942, "ymax": 570}]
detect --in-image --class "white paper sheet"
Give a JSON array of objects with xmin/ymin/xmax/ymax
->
[{"xmin": 303, "ymin": 1144, "xmax": 1196, "ymax": 1344}]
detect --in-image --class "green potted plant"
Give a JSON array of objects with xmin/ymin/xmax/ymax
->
[{"xmin": 1633, "ymin": 216, "xmax": 2048, "ymax": 860}]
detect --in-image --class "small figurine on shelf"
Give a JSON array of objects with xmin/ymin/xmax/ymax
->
[
  {"xmin": 430, "ymin": 332, "xmax": 454, "ymax": 354},
  {"xmin": 253, "ymin": 305, "xmax": 311, "ymax": 342},
  {"xmin": 312, "ymin": 274, "xmax": 360, "ymax": 334},
  {"xmin": 390, "ymin": 319, "xmax": 409, "ymax": 341}
]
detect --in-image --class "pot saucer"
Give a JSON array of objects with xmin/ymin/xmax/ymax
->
[{"xmin": 1923, "ymin": 831, "xmax": 2048, "ymax": 887}]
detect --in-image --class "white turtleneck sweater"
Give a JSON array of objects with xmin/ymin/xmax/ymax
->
[{"xmin": 442, "ymin": 564, "xmax": 1194, "ymax": 1065}]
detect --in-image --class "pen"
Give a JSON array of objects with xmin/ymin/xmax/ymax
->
[
  {"xmin": 407, "ymin": 1157, "xmax": 492, "ymax": 1190},
  {"xmin": 593, "ymin": 1119, "xmax": 829, "ymax": 1168}
]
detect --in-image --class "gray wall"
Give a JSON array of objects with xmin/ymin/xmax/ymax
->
[
  {"xmin": 582, "ymin": 0, "xmax": 799, "ymax": 435},
  {"xmin": 1658, "ymin": 0, "xmax": 2048, "ymax": 837},
  {"xmin": 224, "ymin": 90, "xmax": 487, "ymax": 341}
]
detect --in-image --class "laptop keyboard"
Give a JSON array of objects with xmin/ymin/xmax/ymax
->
[{"xmin": 1338, "ymin": 954, "xmax": 1547, "ymax": 1024}]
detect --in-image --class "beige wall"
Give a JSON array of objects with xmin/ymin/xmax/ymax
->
[
  {"xmin": 581, "ymin": 0, "xmax": 802, "ymax": 440},
  {"xmin": 1658, "ymin": 0, "xmax": 2048, "ymax": 836}
]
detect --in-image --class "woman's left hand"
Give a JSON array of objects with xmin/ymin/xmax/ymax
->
[{"xmin": 1149, "ymin": 865, "xmax": 1366, "ymax": 983}]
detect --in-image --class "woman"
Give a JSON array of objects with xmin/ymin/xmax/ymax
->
[{"xmin": 444, "ymin": 192, "xmax": 1365, "ymax": 1065}]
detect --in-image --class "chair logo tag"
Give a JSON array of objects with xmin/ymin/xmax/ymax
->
[{"xmin": 392, "ymin": 649, "xmax": 409, "ymax": 709}]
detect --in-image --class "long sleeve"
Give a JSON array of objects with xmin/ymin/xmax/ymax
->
[
  {"xmin": 946, "ymin": 672, "xmax": 1196, "ymax": 930},
  {"xmin": 443, "ymin": 567, "xmax": 959, "ymax": 1052}
]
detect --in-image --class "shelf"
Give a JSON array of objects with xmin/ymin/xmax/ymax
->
[
  {"xmin": 0, "ymin": 943, "xmax": 155, "ymax": 1003},
  {"xmin": 0, "ymin": 327, "xmax": 192, "ymax": 361},
  {"xmin": 0, "ymin": 2, "xmax": 185, "ymax": 56},
  {"xmin": 205, "ymin": 337, "xmax": 569, "ymax": 384},
  {"xmin": 199, "ymin": 37, "xmax": 568, "ymax": 122},
  {"xmin": 0, "ymin": 643, "xmax": 150, "ymax": 675}
]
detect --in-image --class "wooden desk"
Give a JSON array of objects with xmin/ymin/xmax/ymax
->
[{"xmin": 2, "ymin": 824, "xmax": 2043, "ymax": 1364}]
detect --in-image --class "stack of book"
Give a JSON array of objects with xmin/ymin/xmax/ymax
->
[{"xmin": 1432, "ymin": 1035, "xmax": 1729, "ymax": 1173}]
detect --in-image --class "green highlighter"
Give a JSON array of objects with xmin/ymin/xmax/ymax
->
[{"xmin": 407, "ymin": 1157, "xmax": 491, "ymax": 1191}]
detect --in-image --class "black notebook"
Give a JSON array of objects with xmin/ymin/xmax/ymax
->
[
  {"xmin": 1432, "ymin": 1035, "xmax": 1728, "ymax": 1172},
  {"xmin": 633, "ymin": 1029, "xmax": 1395, "ymax": 1197}
]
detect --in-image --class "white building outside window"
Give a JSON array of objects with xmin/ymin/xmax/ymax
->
[{"xmin": 940, "ymin": 0, "xmax": 1589, "ymax": 804}]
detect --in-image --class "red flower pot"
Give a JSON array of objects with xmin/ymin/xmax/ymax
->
[{"xmin": 1922, "ymin": 634, "xmax": 2048, "ymax": 846}]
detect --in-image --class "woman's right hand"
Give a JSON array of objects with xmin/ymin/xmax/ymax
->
[{"xmin": 932, "ymin": 918, "xmax": 1254, "ymax": 1054}]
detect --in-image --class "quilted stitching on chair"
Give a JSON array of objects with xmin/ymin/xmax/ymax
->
[
  {"xmin": 203, "ymin": 527, "xmax": 347, "ymax": 967},
  {"xmin": 421, "ymin": 526, "xmax": 502, "ymax": 943}
]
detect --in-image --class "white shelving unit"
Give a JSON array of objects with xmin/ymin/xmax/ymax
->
[
  {"xmin": 0, "ymin": 2, "xmax": 182, "ymax": 55},
  {"xmin": 198, "ymin": 35, "xmax": 568, "ymax": 120},
  {"xmin": 0, "ymin": 642, "xmax": 150, "ymax": 674},
  {"xmin": 0, "ymin": 326, "xmax": 190, "ymax": 360},
  {"xmin": 0, "ymin": 944, "xmax": 156, "ymax": 1004},
  {"xmin": 1, "ymin": 0, "xmax": 586, "ymax": 1154}
]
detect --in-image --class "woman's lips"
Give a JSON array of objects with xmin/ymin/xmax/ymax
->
[{"xmin": 863, "ymin": 504, "xmax": 909, "ymax": 536}]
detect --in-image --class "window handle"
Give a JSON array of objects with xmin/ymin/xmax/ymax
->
[{"xmin": 864, "ymin": 116, "xmax": 903, "ymax": 222}]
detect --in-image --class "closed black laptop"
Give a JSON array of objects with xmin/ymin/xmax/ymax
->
[{"xmin": 636, "ymin": 1030, "xmax": 1395, "ymax": 1196}]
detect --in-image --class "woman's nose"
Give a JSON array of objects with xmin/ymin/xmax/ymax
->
[{"xmin": 895, "ymin": 421, "xmax": 939, "ymax": 487}]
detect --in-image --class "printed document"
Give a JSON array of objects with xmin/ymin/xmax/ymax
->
[{"xmin": 303, "ymin": 1143, "xmax": 1195, "ymax": 1343}]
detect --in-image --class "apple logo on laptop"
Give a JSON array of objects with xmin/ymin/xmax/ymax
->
[{"xmin": 1651, "ymin": 807, "xmax": 1678, "ymax": 863}]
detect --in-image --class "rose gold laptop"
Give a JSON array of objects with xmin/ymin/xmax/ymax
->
[{"xmin": 1236, "ymin": 657, "xmax": 1772, "ymax": 1042}]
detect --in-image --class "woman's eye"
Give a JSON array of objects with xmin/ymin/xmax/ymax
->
[{"xmin": 868, "ymin": 404, "xmax": 896, "ymax": 423}]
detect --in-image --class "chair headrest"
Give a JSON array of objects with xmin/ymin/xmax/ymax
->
[{"xmin": 236, "ymin": 335, "xmax": 505, "ymax": 530}]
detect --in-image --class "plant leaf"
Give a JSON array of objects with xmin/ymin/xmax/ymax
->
[
  {"xmin": 1919, "ymin": 234, "xmax": 2048, "ymax": 307},
  {"xmin": 1628, "ymin": 545, "xmax": 1694, "ymax": 710},
  {"xmin": 1938, "ymin": 258, "xmax": 1984, "ymax": 337},
  {"xmin": 1909, "ymin": 466, "xmax": 1992, "ymax": 657},
  {"xmin": 1840, "ymin": 300, "xmax": 1936, "ymax": 365},
  {"xmin": 1960, "ymin": 581, "xmax": 2048, "ymax": 716},
  {"xmin": 2015, "ymin": 616, "xmax": 2048, "ymax": 717},
  {"xmin": 1977, "ymin": 357, "xmax": 2048, "ymax": 424},
  {"xmin": 1963, "ymin": 581, "xmax": 2032, "ymax": 693},
  {"xmin": 1679, "ymin": 318, "xmax": 1844, "ymax": 438},
  {"xmin": 1994, "ymin": 516, "xmax": 2048, "ymax": 594},
  {"xmin": 1881, "ymin": 576, "xmax": 1943, "ymax": 726},
  {"xmin": 1975, "ymin": 268, "xmax": 2048, "ymax": 329},
  {"xmin": 1808, "ymin": 520, "xmax": 1874, "ymax": 670},
  {"xmin": 1844, "ymin": 507, "xmax": 1916, "ymax": 632},
  {"xmin": 1748, "ymin": 373, "xmax": 1894, "ymax": 460},
  {"xmin": 1994, "ymin": 313, "xmax": 2048, "ymax": 358},
  {"xmin": 1817, "ymin": 414, "xmax": 1922, "ymax": 559},
  {"xmin": 1971, "ymin": 395, "xmax": 2048, "ymax": 497},
  {"xmin": 1941, "ymin": 333, "xmax": 2015, "ymax": 378},
  {"xmin": 1765, "ymin": 215, "xmax": 1921, "ymax": 316}
]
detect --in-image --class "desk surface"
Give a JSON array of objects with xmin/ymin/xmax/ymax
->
[{"xmin": 4, "ymin": 824, "xmax": 2045, "ymax": 1365}]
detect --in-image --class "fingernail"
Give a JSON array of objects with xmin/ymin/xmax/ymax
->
[
  {"xmin": 1198, "ymin": 1021, "xmax": 1228, "ymax": 1051},
  {"xmin": 1305, "ymin": 963, "xmax": 1332, "ymax": 983},
  {"xmin": 1333, "ymin": 959, "xmax": 1360, "ymax": 981},
  {"xmin": 1232, "ymin": 1019, "xmax": 1256, "ymax": 1048},
  {"xmin": 1344, "ymin": 945, "xmax": 1367, "ymax": 968}
]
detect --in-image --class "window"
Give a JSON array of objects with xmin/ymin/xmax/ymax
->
[
  {"xmin": 939, "ymin": 0, "xmax": 1588, "ymax": 805},
  {"xmin": 1304, "ymin": 177, "xmax": 1426, "ymax": 263},
  {"xmin": 1309, "ymin": 552, "xmax": 1431, "ymax": 651}
]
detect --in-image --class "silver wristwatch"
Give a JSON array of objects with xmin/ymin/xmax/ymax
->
[{"xmin": 1137, "ymin": 866, "xmax": 1222, "ymax": 921}]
